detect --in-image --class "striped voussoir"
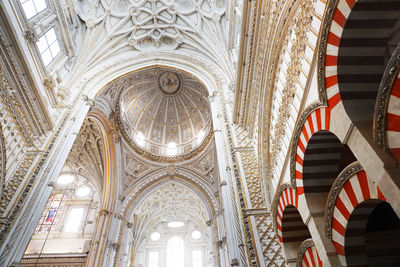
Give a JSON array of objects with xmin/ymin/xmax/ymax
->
[
  {"xmin": 300, "ymin": 246, "xmax": 323, "ymax": 267},
  {"xmin": 326, "ymin": 0, "xmax": 400, "ymax": 114},
  {"xmin": 330, "ymin": 170, "xmax": 386, "ymax": 265},
  {"xmin": 275, "ymin": 186, "xmax": 312, "ymax": 245},
  {"xmin": 387, "ymin": 72, "xmax": 400, "ymax": 163},
  {"xmin": 325, "ymin": 0, "xmax": 357, "ymax": 108},
  {"xmin": 276, "ymin": 187, "xmax": 299, "ymax": 242},
  {"xmin": 295, "ymin": 108, "xmax": 331, "ymax": 195}
]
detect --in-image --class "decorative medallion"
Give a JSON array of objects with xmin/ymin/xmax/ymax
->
[{"xmin": 158, "ymin": 71, "xmax": 181, "ymax": 95}]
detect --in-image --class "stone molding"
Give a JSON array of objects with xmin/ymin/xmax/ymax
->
[
  {"xmin": 374, "ymin": 44, "xmax": 400, "ymax": 149},
  {"xmin": 316, "ymin": 0, "xmax": 338, "ymax": 106},
  {"xmin": 289, "ymin": 102, "xmax": 324, "ymax": 188},
  {"xmin": 271, "ymin": 183, "xmax": 293, "ymax": 233},
  {"xmin": 295, "ymin": 238, "xmax": 315, "ymax": 267},
  {"xmin": 0, "ymin": 125, "xmax": 5, "ymax": 201},
  {"xmin": 324, "ymin": 161, "xmax": 363, "ymax": 239}
]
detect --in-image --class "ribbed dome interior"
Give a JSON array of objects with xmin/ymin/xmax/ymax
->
[{"xmin": 119, "ymin": 66, "xmax": 211, "ymax": 157}]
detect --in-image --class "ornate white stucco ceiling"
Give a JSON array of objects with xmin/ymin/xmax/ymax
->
[
  {"xmin": 100, "ymin": 66, "xmax": 212, "ymax": 161},
  {"xmin": 130, "ymin": 182, "xmax": 209, "ymax": 248},
  {"xmin": 76, "ymin": 0, "xmax": 226, "ymax": 51},
  {"xmin": 134, "ymin": 182, "xmax": 208, "ymax": 227},
  {"xmin": 64, "ymin": 0, "xmax": 235, "ymax": 99}
]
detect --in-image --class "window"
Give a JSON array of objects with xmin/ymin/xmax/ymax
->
[
  {"xmin": 35, "ymin": 193, "xmax": 66, "ymax": 233},
  {"xmin": 36, "ymin": 27, "xmax": 60, "ymax": 66},
  {"xmin": 20, "ymin": 0, "xmax": 47, "ymax": 19},
  {"xmin": 150, "ymin": 232, "xmax": 161, "ymax": 241},
  {"xmin": 167, "ymin": 237, "xmax": 184, "ymax": 267},
  {"xmin": 148, "ymin": 251, "xmax": 159, "ymax": 267},
  {"xmin": 192, "ymin": 250, "xmax": 202, "ymax": 267},
  {"xmin": 167, "ymin": 221, "xmax": 184, "ymax": 228},
  {"xmin": 63, "ymin": 207, "xmax": 84, "ymax": 232},
  {"xmin": 191, "ymin": 230, "xmax": 202, "ymax": 240},
  {"xmin": 166, "ymin": 142, "xmax": 177, "ymax": 156}
]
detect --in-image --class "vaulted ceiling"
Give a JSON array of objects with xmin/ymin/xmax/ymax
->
[{"xmin": 119, "ymin": 66, "xmax": 212, "ymax": 158}]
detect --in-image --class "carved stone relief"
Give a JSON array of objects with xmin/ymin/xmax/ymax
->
[
  {"xmin": 125, "ymin": 153, "xmax": 152, "ymax": 186},
  {"xmin": 66, "ymin": 117, "xmax": 105, "ymax": 191},
  {"xmin": 77, "ymin": 0, "xmax": 226, "ymax": 51},
  {"xmin": 0, "ymin": 125, "xmax": 5, "ymax": 201},
  {"xmin": 234, "ymin": 125, "xmax": 285, "ymax": 266}
]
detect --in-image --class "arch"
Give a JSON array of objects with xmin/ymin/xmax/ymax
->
[
  {"xmin": 261, "ymin": 0, "xmax": 327, "ymax": 183},
  {"xmin": 273, "ymin": 184, "xmax": 300, "ymax": 240},
  {"xmin": 321, "ymin": 0, "xmax": 400, "ymax": 128},
  {"xmin": 115, "ymin": 172, "xmax": 219, "ymax": 266},
  {"xmin": 80, "ymin": 111, "xmax": 119, "ymax": 266},
  {"xmin": 374, "ymin": 44, "xmax": 400, "ymax": 163},
  {"xmin": 302, "ymin": 130, "xmax": 356, "ymax": 214},
  {"xmin": 85, "ymin": 110, "xmax": 119, "ymax": 210},
  {"xmin": 166, "ymin": 236, "xmax": 185, "ymax": 267},
  {"xmin": 121, "ymin": 169, "xmax": 218, "ymax": 220},
  {"xmin": 296, "ymin": 239, "xmax": 323, "ymax": 267},
  {"xmin": 325, "ymin": 164, "xmax": 388, "ymax": 265},
  {"xmin": 290, "ymin": 106, "xmax": 332, "ymax": 191},
  {"xmin": 65, "ymin": 53, "xmax": 226, "ymax": 267},
  {"xmin": 344, "ymin": 200, "xmax": 400, "ymax": 266},
  {"xmin": 74, "ymin": 52, "xmax": 229, "ymax": 100},
  {"xmin": 273, "ymin": 185, "xmax": 315, "ymax": 265}
]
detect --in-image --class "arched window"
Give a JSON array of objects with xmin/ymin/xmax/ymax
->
[
  {"xmin": 35, "ymin": 193, "xmax": 66, "ymax": 233},
  {"xmin": 166, "ymin": 237, "xmax": 184, "ymax": 267},
  {"xmin": 192, "ymin": 250, "xmax": 203, "ymax": 267},
  {"xmin": 148, "ymin": 251, "xmax": 159, "ymax": 267}
]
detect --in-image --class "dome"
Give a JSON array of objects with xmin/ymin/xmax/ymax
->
[{"xmin": 117, "ymin": 66, "xmax": 212, "ymax": 161}]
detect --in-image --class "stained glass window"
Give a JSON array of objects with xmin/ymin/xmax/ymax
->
[{"xmin": 35, "ymin": 193, "xmax": 66, "ymax": 233}]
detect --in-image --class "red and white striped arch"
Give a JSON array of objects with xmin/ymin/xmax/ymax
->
[
  {"xmin": 295, "ymin": 108, "xmax": 331, "ymax": 194},
  {"xmin": 301, "ymin": 246, "xmax": 323, "ymax": 267},
  {"xmin": 325, "ymin": 0, "xmax": 356, "ymax": 108},
  {"xmin": 276, "ymin": 187, "xmax": 299, "ymax": 242},
  {"xmin": 387, "ymin": 73, "xmax": 400, "ymax": 163},
  {"xmin": 331, "ymin": 170, "xmax": 386, "ymax": 265}
]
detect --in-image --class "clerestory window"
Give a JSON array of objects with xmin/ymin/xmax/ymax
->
[
  {"xmin": 63, "ymin": 207, "xmax": 85, "ymax": 233},
  {"xmin": 148, "ymin": 251, "xmax": 159, "ymax": 267},
  {"xmin": 192, "ymin": 250, "xmax": 202, "ymax": 267},
  {"xmin": 20, "ymin": 0, "xmax": 47, "ymax": 19},
  {"xmin": 36, "ymin": 27, "xmax": 60, "ymax": 66},
  {"xmin": 166, "ymin": 236, "xmax": 184, "ymax": 267}
]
